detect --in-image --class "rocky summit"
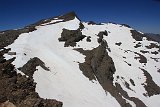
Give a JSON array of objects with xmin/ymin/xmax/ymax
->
[{"xmin": 0, "ymin": 12, "xmax": 160, "ymax": 107}]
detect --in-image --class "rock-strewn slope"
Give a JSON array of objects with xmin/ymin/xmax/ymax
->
[{"xmin": 0, "ymin": 48, "xmax": 62, "ymax": 107}]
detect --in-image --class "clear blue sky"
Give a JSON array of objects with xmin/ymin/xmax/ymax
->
[{"xmin": 0, "ymin": 0, "xmax": 160, "ymax": 34}]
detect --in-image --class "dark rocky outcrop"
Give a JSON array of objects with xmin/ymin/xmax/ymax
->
[
  {"xmin": 18, "ymin": 57, "xmax": 50, "ymax": 77},
  {"xmin": 130, "ymin": 30, "xmax": 144, "ymax": 41},
  {"xmin": 130, "ymin": 30, "xmax": 155, "ymax": 41},
  {"xmin": 121, "ymin": 24, "xmax": 131, "ymax": 28},
  {"xmin": 130, "ymin": 79, "xmax": 135, "ymax": 86},
  {"xmin": 79, "ymin": 22, "xmax": 85, "ymax": 30},
  {"xmin": 0, "ymin": 48, "xmax": 62, "ymax": 107},
  {"xmin": 88, "ymin": 21, "xmax": 97, "ymax": 25},
  {"xmin": 134, "ymin": 42, "xmax": 142, "ymax": 48},
  {"xmin": 115, "ymin": 42, "xmax": 122, "ymax": 46},
  {"xmin": 115, "ymin": 83, "xmax": 146, "ymax": 107},
  {"xmin": 124, "ymin": 61, "xmax": 131, "ymax": 66},
  {"xmin": 151, "ymin": 51, "xmax": 159, "ymax": 55},
  {"xmin": 140, "ymin": 50, "xmax": 149, "ymax": 54},
  {"xmin": 97, "ymin": 31, "xmax": 110, "ymax": 51},
  {"xmin": 140, "ymin": 68, "xmax": 160, "ymax": 97},
  {"xmin": 59, "ymin": 28, "xmax": 86, "ymax": 47},
  {"xmin": 75, "ymin": 40, "xmax": 115, "ymax": 82},
  {"xmin": 58, "ymin": 11, "xmax": 78, "ymax": 22},
  {"xmin": 86, "ymin": 36, "xmax": 91, "ymax": 42},
  {"xmin": 124, "ymin": 81, "xmax": 133, "ymax": 91},
  {"xmin": 97, "ymin": 31, "xmax": 108, "ymax": 37},
  {"xmin": 74, "ymin": 40, "xmax": 145, "ymax": 107},
  {"xmin": 145, "ymin": 43, "xmax": 160, "ymax": 50},
  {"xmin": 150, "ymin": 57, "xmax": 160, "ymax": 62},
  {"xmin": 134, "ymin": 52, "xmax": 147, "ymax": 63},
  {"xmin": 0, "ymin": 27, "xmax": 36, "ymax": 48}
]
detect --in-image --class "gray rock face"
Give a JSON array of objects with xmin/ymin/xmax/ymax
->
[
  {"xmin": 74, "ymin": 40, "xmax": 115, "ymax": 82},
  {"xmin": 140, "ymin": 68, "xmax": 160, "ymax": 97},
  {"xmin": 130, "ymin": 30, "xmax": 154, "ymax": 41},
  {"xmin": 74, "ymin": 33, "xmax": 146, "ymax": 107},
  {"xmin": 18, "ymin": 57, "xmax": 50, "ymax": 77},
  {"xmin": 59, "ymin": 28, "xmax": 86, "ymax": 47}
]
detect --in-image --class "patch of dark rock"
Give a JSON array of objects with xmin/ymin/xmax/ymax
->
[
  {"xmin": 124, "ymin": 50, "xmax": 129, "ymax": 53},
  {"xmin": 86, "ymin": 36, "xmax": 91, "ymax": 42},
  {"xmin": 151, "ymin": 51, "xmax": 159, "ymax": 55},
  {"xmin": 59, "ymin": 28, "xmax": 86, "ymax": 47},
  {"xmin": 134, "ymin": 42, "xmax": 142, "ymax": 48},
  {"xmin": 130, "ymin": 30, "xmax": 143, "ymax": 41},
  {"xmin": 88, "ymin": 21, "xmax": 97, "ymax": 25},
  {"xmin": 124, "ymin": 61, "xmax": 131, "ymax": 66},
  {"xmin": 18, "ymin": 57, "xmax": 49, "ymax": 77},
  {"xmin": 130, "ymin": 30, "xmax": 155, "ymax": 41},
  {"xmin": 74, "ymin": 40, "xmax": 145, "ymax": 107},
  {"xmin": 0, "ymin": 27, "xmax": 36, "ymax": 48},
  {"xmin": 109, "ymin": 22, "xmax": 117, "ymax": 24},
  {"xmin": 58, "ymin": 11, "xmax": 79, "ymax": 22},
  {"xmin": 121, "ymin": 24, "xmax": 131, "ymax": 28},
  {"xmin": 115, "ymin": 42, "xmax": 122, "ymax": 46},
  {"xmin": 123, "ymin": 50, "xmax": 147, "ymax": 64},
  {"xmin": 140, "ymin": 50, "xmax": 149, "ymax": 54},
  {"xmin": 123, "ymin": 56, "xmax": 126, "ymax": 59},
  {"xmin": 143, "ymin": 93, "xmax": 148, "ymax": 97},
  {"xmin": 115, "ymin": 83, "xmax": 146, "ymax": 107},
  {"xmin": 0, "ymin": 48, "xmax": 11, "ymax": 56},
  {"xmin": 145, "ymin": 43, "xmax": 159, "ymax": 49},
  {"xmin": 97, "ymin": 31, "xmax": 107, "ymax": 44},
  {"xmin": 97, "ymin": 33, "xmax": 103, "ymax": 43},
  {"xmin": 79, "ymin": 22, "xmax": 84, "ymax": 30},
  {"xmin": 134, "ymin": 52, "xmax": 147, "ymax": 63},
  {"xmin": 121, "ymin": 77, "xmax": 124, "ymax": 79},
  {"xmin": 97, "ymin": 31, "xmax": 108, "ymax": 37},
  {"xmin": 117, "ymin": 76, "xmax": 120, "ymax": 79},
  {"xmin": 75, "ymin": 43, "xmax": 131, "ymax": 107},
  {"xmin": 158, "ymin": 69, "xmax": 160, "ymax": 73},
  {"xmin": 124, "ymin": 81, "xmax": 133, "ymax": 91},
  {"xmin": 140, "ymin": 68, "xmax": 160, "ymax": 97},
  {"xmin": 0, "ymin": 48, "xmax": 62, "ymax": 107},
  {"xmin": 73, "ymin": 48, "xmax": 96, "ymax": 80},
  {"xmin": 96, "ymin": 32, "xmax": 110, "ymax": 52},
  {"xmin": 41, "ymin": 21, "xmax": 65, "ymax": 26},
  {"xmin": 130, "ymin": 79, "xmax": 135, "ymax": 86}
]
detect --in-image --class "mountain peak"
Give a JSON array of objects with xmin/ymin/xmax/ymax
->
[{"xmin": 58, "ymin": 11, "xmax": 79, "ymax": 21}]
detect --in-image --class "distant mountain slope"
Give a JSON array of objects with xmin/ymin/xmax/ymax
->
[
  {"xmin": 145, "ymin": 33, "xmax": 160, "ymax": 42},
  {"xmin": 0, "ymin": 12, "xmax": 160, "ymax": 107}
]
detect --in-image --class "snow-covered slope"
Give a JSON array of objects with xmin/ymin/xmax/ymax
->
[{"xmin": 2, "ymin": 12, "xmax": 160, "ymax": 107}]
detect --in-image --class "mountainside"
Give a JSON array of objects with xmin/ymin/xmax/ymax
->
[
  {"xmin": 144, "ymin": 33, "xmax": 160, "ymax": 43},
  {"xmin": 0, "ymin": 12, "xmax": 160, "ymax": 107}
]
